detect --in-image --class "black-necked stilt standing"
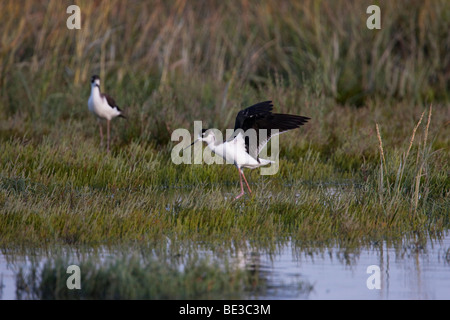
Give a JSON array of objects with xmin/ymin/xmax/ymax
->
[
  {"xmin": 88, "ymin": 75, "xmax": 126, "ymax": 152},
  {"xmin": 187, "ymin": 101, "xmax": 310, "ymax": 200}
]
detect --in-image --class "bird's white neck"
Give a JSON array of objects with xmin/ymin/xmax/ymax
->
[
  {"xmin": 202, "ymin": 135, "xmax": 220, "ymax": 149},
  {"xmin": 90, "ymin": 85, "xmax": 101, "ymax": 97},
  {"xmin": 205, "ymin": 141, "xmax": 218, "ymax": 153}
]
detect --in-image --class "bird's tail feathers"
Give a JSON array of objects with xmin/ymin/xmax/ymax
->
[{"xmin": 258, "ymin": 158, "xmax": 275, "ymax": 165}]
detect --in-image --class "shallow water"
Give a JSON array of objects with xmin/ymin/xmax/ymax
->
[
  {"xmin": 1, "ymin": 233, "xmax": 449, "ymax": 300},
  {"xmin": 252, "ymin": 235, "xmax": 450, "ymax": 299}
]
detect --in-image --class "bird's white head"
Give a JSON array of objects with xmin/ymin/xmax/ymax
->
[
  {"xmin": 183, "ymin": 128, "xmax": 218, "ymax": 151},
  {"xmin": 199, "ymin": 129, "xmax": 217, "ymax": 145},
  {"xmin": 91, "ymin": 75, "xmax": 101, "ymax": 89}
]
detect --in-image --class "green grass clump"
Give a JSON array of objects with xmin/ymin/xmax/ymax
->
[
  {"xmin": 0, "ymin": 102, "xmax": 448, "ymax": 246},
  {"xmin": 15, "ymin": 253, "xmax": 261, "ymax": 299},
  {"xmin": 0, "ymin": 1, "xmax": 449, "ymax": 248}
]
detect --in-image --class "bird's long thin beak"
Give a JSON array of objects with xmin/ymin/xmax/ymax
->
[{"xmin": 183, "ymin": 139, "xmax": 199, "ymax": 151}]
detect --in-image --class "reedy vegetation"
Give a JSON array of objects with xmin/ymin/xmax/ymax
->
[{"xmin": 0, "ymin": 1, "xmax": 449, "ymax": 246}]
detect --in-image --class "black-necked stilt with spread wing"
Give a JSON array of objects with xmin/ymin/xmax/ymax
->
[
  {"xmin": 187, "ymin": 100, "xmax": 310, "ymax": 200},
  {"xmin": 88, "ymin": 75, "xmax": 126, "ymax": 152}
]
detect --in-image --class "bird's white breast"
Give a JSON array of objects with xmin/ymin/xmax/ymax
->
[
  {"xmin": 88, "ymin": 88, "xmax": 120, "ymax": 121},
  {"xmin": 207, "ymin": 134, "xmax": 263, "ymax": 169}
]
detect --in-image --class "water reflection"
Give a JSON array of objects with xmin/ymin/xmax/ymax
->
[{"xmin": 1, "ymin": 233, "xmax": 449, "ymax": 299}]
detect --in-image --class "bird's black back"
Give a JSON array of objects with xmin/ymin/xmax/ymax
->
[{"xmin": 233, "ymin": 100, "xmax": 310, "ymax": 159}]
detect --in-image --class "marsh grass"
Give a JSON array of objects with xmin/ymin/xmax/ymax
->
[
  {"xmin": 0, "ymin": 103, "xmax": 448, "ymax": 246},
  {"xmin": 0, "ymin": 134, "xmax": 447, "ymax": 247},
  {"xmin": 375, "ymin": 105, "xmax": 448, "ymax": 223},
  {"xmin": 15, "ymin": 253, "xmax": 264, "ymax": 299},
  {"xmin": 0, "ymin": 1, "xmax": 449, "ymax": 247}
]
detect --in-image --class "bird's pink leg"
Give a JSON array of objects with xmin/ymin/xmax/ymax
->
[
  {"xmin": 98, "ymin": 121, "xmax": 104, "ymax": 148},
  {"xmin": 234, "ymin": 169, "xmax": 245, "ymax": 200},
  {"xmin": 240, "ymin": 169, "xmax": 252, "ymax": 194},
  {"xmin": 107, "ymin": 119, "xmax": 111, "ymax": 153}
]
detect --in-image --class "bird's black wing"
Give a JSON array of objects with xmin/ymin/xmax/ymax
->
[
  {"xmin": 102, "ymin": 93, "xmax": 123, "ymax": 112},
  {"xmin": 233, "ymin": 100, "xmax": 274, "ymax": 132},
  {"xmin": 250, "ymin": 113, "xmax": 310, "ymax": 160},
  {"xmin": 232, "ymin": 101, "xmax": 309, "ymax": 160},
  {"xmin": 102, "ymin": 93, "xmax": 126, "ymax": 118}
]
